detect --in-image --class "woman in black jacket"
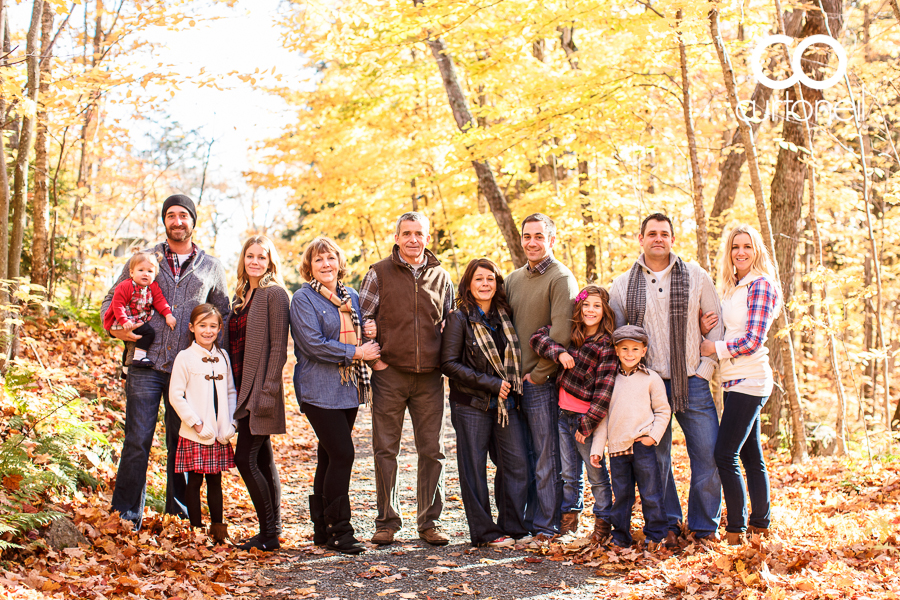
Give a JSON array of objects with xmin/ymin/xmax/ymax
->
[{"xmin": 441, "ymin": 258, "xmax": 529, "ymax": 547}]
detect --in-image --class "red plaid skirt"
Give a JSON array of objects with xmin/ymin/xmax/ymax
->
[{"xmin": 174, "ymin": 437, "xmax": 235, "ymax": 474}]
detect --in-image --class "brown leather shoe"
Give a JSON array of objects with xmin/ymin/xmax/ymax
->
[
  {"xmin": 560, "ymin": 512, "xmax": 580, "ymax": 535},
  {"xmin": 590, "ymin": 516, "xmax": 611, "ymax": 543},
  {"xmin": 694, "ymin": 532, "xmax": 721, "ymax": 546},
  {"xmin": 725, "ymin": 532, "xmax": 745, "ymax": 546},
  {"xmin": 747, "ymin": 525, "xmax": 769, "ymax": 537},
  {"xmin": 419, "ymin": 526, "xmax": 450, "ymax": 546},
  {"xmin": 371, "ymin": 528, "xmax": 395, "ymax": 545}
]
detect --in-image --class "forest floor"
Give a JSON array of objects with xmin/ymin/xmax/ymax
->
[{"xmin": 1, "ymin": 316, "xmax": 899, "ymax": 599}]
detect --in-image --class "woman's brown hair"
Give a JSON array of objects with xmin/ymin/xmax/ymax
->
[
  {"xmin": 571, "ymin": 285, "xmax": 615, "ymax": 348},
  {"xmin": 188, "ymin": 303, "xmax": 224, "ymax": 351},
  {"xmin": 456, "ymin": 258, "xmax": 513, "ymax": 317}
]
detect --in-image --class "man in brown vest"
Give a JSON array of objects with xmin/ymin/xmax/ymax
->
[{"xmin": 360, "ymin": 212, "xmax": 454, "ymax": 545}]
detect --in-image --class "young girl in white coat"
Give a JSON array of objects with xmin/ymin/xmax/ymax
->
[{"xmin": 169, "ymin": 304, "xmax": 237, "ymax": 543}]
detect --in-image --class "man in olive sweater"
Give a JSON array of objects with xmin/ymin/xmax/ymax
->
[
  {"xmin": 504, "ymin": 214, "xmax": 579, "ymax": 540},
  {"xmin": 100, "ymin": 195, "xmax": 230, "ymax": 530}
]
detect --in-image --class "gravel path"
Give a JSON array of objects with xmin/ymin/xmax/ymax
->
[{"xmin": 260, "ymin": 399, "xmax": 619, "ymax": 599}]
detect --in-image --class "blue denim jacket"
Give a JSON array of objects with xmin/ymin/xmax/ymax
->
[{"xmin": 290, "ymin": 283, "xmax": 361, "ymax": 410}]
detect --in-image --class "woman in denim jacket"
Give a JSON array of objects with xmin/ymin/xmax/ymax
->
[{"xmin": 290, "ymin": 237, "xmax": 380, "ymax": 554}]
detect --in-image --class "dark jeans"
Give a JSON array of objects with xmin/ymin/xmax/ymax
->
[
  {"xmin": 235, "ymin": 416, "xmax": 282, "ymax": 536},
  {"xmin": 110, "ymin": 367, "xmax": 187, "ymax": 528},
  {"xmin": 186, "ymin": 472, "xmax": 223, "ymax": 528},
  {"xmin": 303, "ymin": 403, "xmax": 359, "ymax": 501},
  {"xmin": 558, "ymin": 409, "xmax": 612, "ymax": 520},
  {"xmin": 519, "ymin": 379, "xmax": 562, "ymax": 535},
  {"xmin": 714, "ymin": 391, "xmax": 771, "ymax": 533},
  {"xmin": 451, "ymin": 401, "xmax": 529, "ymax": 545},
  {"xmin": 609, "ymin": 442, "xmax": 668, "ymax": 546},
  {"xmin": 656, "ymin": 376, "xmax": 722, "ymax": 537}
]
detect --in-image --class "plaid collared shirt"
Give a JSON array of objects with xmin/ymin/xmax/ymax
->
[
  {"xmin": 526, "ymin": 254, "xmax": 554, "ymax": 275},
  {"xmin": 723, "ymin": 278, "xmax": 778, "ymax": 389},
  {"xmin": 165, "ymin": 242, "xmax": 198, "ymax": 284},
  {"xmin": 530, "ymin": 325, "xmax": 617, "ymax": 436}
]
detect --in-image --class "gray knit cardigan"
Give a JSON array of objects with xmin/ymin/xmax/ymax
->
[{"xmin": 100, "ymin": 242, "xmax": 231, "ymax": 374}]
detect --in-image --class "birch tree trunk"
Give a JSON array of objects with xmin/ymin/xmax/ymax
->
[
  {"xmin": 709, "ymin": 6, "xmax": 808, "ymax": 463},
  {"xmin": 8, "ymin": 0, "xmax": 44, "ymax": 279},
  {"xmin": 31, "ymin": 5, "xmax": 54, "ymax": 294},
  {"xmin": 677, "ymin": 10, "xmax": 709, "ymax": 272},
  {"xmin": 426, "ymin": 36, "xmax": 526, "ymax": 267}
]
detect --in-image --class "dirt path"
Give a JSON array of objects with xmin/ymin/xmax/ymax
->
[{"xmin": 260, "ymin": 399, "xmax": 617, "ymax": 599}]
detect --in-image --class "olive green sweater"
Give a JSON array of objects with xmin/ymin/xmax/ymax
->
[{"xmin": 504, "ymin": 258, "xmax": 579, "ymax": 385}]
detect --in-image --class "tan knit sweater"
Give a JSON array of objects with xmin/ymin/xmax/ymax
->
[
  {"xmin": 608, "ymin": 252, "xmax": 723, "ymax": 381},
  {"xmin": 504, "ymin": 258, "xmax": 579, "ymax": 385},
  {"xmin": 590, "ymin": 368, "xmax": 671, "ymax": 457}
]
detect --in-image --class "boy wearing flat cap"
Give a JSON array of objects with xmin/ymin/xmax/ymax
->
[{"xmin": 590, "ymin": 325, "xmax": 670, "ymax": 550}]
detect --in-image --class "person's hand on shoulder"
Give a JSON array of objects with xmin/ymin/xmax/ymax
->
[{"xmin": 558, "ymin": 352, "xmax": 575, "ymax": 369}]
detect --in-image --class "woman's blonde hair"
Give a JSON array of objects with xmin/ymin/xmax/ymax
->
[
  {"xmin": 234, "ymin": 234, "xmax": 287, "ymax": 310},
  {"xmin": 300, "ymin": 236, "xmax": 348, "ymax": 282},
  {"xmin": 718, "ymin": 224, "xmax": 781, "ymax": 303}
]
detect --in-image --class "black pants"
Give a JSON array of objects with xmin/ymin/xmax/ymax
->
[
  {"xmin": 303, "ymin": 404, "xmax": 358, "ymax": 501},
  {"xmin": 185, "ymin": 472, "xmax": 222, "ymax": 527},
  {"xmin": 121, "ymin": 322, "xmax": 156, "ymax": 366},
  {"xmin": 234, "ymin": 416, "xmax": 282, "ymax": 534}
]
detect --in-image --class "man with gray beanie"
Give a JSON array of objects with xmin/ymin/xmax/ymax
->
[{"xmin": 100, "ymin": 194, "xmax": 230, "ymax": 529}]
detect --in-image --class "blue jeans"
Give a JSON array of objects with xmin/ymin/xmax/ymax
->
[
  {"xmin": 714, "ymin": 391, "xmax": 770, "ymax": 533},
  {"xmin": 609, "ymin": 442, "xmax": 668, "ymax": 546},
  {"xmin": 559, "ymin": 409, "xmax": 612, "ymax": 521},
  {"xmin": 519, "ymin": 380, "xmax": 562, "ymax": 535},
  {"xmin": 451, "ymin": 401, "xmax": 529, "ymax": 545},
  {"xmin": 110, "ymin": 367, "xmax": 188, "ymax": 528},
  {"xmin": 656, "ymin": 376, "xmax": 722, "ymax": 537}
]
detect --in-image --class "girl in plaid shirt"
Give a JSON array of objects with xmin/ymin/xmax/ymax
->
[
  {"xmin": 169, "ymin": 304, "xmax": 238, "ymax": 543},
  {"xmin": 700, "ymin": 224, "xmax": 781, "ymax": 546},
  {"xmin": 530, "ymin": 285, "xmax": 617, "ymax": 542}
]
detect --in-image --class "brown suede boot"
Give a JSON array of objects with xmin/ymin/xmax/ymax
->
[
  {"xmin": 209, "ymin": 523, "xmax": 229, "ymax": 545},
  {"xmin": 560, "ymin": 512, "xmax": 580, "ymax": 535},
  {"xmin": 747, "ymin": 525, "xmax": 770, "ymax": 537},
  {"xmin": 590, "ymin": 516, "xmax": 611, "ymax": 543},
  {"xmin": 725, "ymin": 532, "xmax": 745, "ymax": 546}
]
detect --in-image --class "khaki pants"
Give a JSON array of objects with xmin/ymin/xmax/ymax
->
[{"xmin": 371, "ymin": 365, "xmax": 445, "ymax": 532}]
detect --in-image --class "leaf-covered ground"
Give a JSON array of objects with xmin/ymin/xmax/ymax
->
[{"xmin": 1, "ymin": 318, "xmax": 899, "ymax": 599}]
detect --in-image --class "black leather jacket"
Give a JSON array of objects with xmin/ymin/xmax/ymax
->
[{"xmin": 440, "ymin": 308, "xmax": 518, "ymax": 411}]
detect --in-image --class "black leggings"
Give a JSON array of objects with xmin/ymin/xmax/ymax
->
[
  {"xmin": 185, "ymin": 472, "xmax": 222, "ymax": 527},
  {"xmin": 303, "ymin": 404, "xmax": 358, "ymax": 501},
  {"xmin": 234, "ymin": 417, "xmax": 282, "ymax": 533}
]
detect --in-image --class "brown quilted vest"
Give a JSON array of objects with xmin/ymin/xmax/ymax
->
[{"xmin": 371, "ymin": 246, "xmax": 451, "ymax": 373}]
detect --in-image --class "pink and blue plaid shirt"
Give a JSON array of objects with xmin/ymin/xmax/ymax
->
[{"xmin": 723, "ymin": 277, "xmax": 778, "ymax": 389}]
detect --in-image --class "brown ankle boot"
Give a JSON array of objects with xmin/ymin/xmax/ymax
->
[
  {"xmin": 725, "ymin": 531, "xmax": 745, "ymax": 546},
  {"xmin": 590, "ymin": 516, "xmax": 611, "ymax": 543},
  {"xmin": 560, "ymin": 512, "xmax": 580, "ymax": 535},
  {"xmin": 209, "ymin": 523, "xmax": 229, "ymax": 544},
  {"xmin": 747, "ymin": 525, "xmax": 769, "ymax": 537}
]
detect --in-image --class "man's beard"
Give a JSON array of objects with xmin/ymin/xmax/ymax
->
[{"xmin": 166, "ymin": 223, "xmax": 193, "ymax": 242}]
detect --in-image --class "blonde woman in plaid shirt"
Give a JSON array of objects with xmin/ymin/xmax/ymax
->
[{"xmin": 700, "ymin": 224, "xmax": 781, "ymax": 546}]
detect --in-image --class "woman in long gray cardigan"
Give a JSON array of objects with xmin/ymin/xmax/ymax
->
[
  {"xmin": 290, "ymin": 236, "xmax": 380, "ymax": 554},
  {"xmin": 229, "ymin": 235, "xmax": 290, "ymax": 551}
]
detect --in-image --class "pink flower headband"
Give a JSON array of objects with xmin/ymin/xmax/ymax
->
[{"xmin": 574, "ymin": 289, "xmax": 591, "ymax": 305}]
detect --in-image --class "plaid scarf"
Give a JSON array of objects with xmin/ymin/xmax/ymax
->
[
  {"xmin": 625, "ymin": 257, "xmax": 690, "ymax": 412},
  {"xmin": 310, "ymin": 280, "xmax": 372, "ymax": 406},
  {"xmin": 470, "ymin": 307, "xmax": 522, "ymax": 427}
]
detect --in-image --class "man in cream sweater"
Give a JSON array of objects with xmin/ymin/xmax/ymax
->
[
  {"xmin": 504, "ymin": 214, "xmax": 579, "ymax": 541},
  {"xmin": 609, "ymin": 213, "xmax": 724, "ymax": 546}
]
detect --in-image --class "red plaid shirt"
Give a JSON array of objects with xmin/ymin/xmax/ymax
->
[
  {"xmin": 531, "ymin": 325, "xmax": 617, "ymax": 436},
  {"xmin": 723, "ymin": 277, "xmax": 778, "ymax": 389},
  {"xmin": 228, "ymin": 294, "xmax": 253, "ymax": 394},
  {"xmin": 165, "ymin": 242, "xmax": 198, "ymax": 283}
]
